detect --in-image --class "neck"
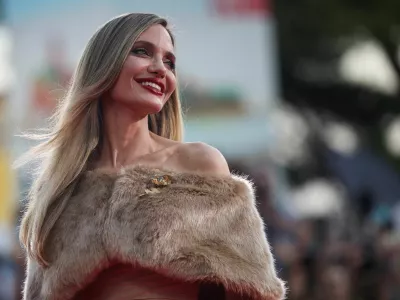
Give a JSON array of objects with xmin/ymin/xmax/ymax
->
[{"xmin": 97, "ymin": 99, "xmax": 160, "ymax": 169}]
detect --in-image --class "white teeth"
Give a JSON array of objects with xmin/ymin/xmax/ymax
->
[{"xmin": 141, "ymin": 81, "xmax": 162, "ymax": 92}]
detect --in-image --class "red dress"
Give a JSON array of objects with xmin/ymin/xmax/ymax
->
[{"xmin": 74, "ymin": 264, "xmax": 199, "ymax": 300}]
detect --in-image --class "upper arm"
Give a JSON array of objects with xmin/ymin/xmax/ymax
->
[{"xmin": 180, "ymin": 142, "xmax": 230, "ymax": 176}]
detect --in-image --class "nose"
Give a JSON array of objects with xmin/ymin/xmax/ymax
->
[{"xmin": 148, "ymin": 56, "xmax": 167, "ymax": 78}]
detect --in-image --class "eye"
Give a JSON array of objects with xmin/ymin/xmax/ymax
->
[
  {"xmin": 164, "ymin": 59, "xmax": 176, "ymax": 71},
  {"xmin": 131, "ymin": 48, "xmax": 149, "ymax": 56}
]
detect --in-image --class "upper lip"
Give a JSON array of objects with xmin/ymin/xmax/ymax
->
[{"xmin": 135, "ymin": 78, "xmax": 165, "ymax": 93}]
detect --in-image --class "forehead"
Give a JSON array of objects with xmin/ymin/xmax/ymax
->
[{"xmin": 136, "ymin": 24, "xmax": 174, "ymax": 52}]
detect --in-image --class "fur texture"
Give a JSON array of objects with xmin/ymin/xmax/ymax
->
[{"xmin": 23, "ymin": 165, "xmax": 286, "ymax": 300}]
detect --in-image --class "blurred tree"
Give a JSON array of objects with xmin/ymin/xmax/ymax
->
[
  {"xmin": 274, "ymin": 0, "xmax": 400, "ymax": 176},
  {"xmin": 275, "ymin": 0, "xmax": 400, "ymax": 85}
]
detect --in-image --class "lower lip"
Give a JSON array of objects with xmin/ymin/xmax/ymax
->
[{"xmin": 139, "ymin": 84, "xmax": 164, "ymax": 96}]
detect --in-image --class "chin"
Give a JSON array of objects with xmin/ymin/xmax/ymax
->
[
  {"xmin": 123, "ymin": 96, "xmax": 165, "ymax": 115},
  {"xmin": 147, "ymin": 99, "xmax": 165, "ymax": 113},
  {"xmin": 141, "ymin": 100, "xmax": 165, "ymax": 115}
]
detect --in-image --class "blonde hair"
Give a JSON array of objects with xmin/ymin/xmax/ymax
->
[{"xmin": 17, "ymin": 13, "xmax": 183, "ymax": 266}]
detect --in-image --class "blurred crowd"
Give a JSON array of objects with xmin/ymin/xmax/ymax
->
[{"xmin": 233, "ymin": 162, "xmax": 400, "ymax": 300}]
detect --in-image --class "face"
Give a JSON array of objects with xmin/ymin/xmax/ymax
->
[{"xmin": 109, "ymin": 24, "xmax": 176, "ymax": 114}]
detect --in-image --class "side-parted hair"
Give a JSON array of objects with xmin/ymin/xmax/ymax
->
[{"xmin": 17, "ymin": 13, "xmax": 183, "ymax": 266}]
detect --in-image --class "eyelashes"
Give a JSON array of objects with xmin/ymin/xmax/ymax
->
[
  {"xmin": 131, "ymin": 47, "xmax": 175, "ymax": 71},
  {"xmin": 131, "ymin": 47, "xmax": 148, "ymax": 56},
  {"xmin": 165, "ymin": 60, "xmax": 175, "ymax": 70}
]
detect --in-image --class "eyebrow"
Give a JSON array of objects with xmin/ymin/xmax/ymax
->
[{"xmin": 133, "ymin": 40, "xmax": 176, "ymax": 61}]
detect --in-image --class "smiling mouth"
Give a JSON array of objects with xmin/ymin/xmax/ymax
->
[{"xmin": 136, "ymin": 80, "xmax": 164, "ymax": 96}]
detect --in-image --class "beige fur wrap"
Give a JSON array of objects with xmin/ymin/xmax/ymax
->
[{"xmin": 23, "ymin": 165, "xmax": 286, "ymax": 300}]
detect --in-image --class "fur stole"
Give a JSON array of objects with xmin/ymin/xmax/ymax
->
[{"xmin": 23, "ymin": 165, "xmax": 286, "ymax": 300}]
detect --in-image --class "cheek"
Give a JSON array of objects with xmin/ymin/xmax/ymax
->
[
  {"xmin": 122, "ymin": 56, "xmax": 149, "ymax": 78},
  {"xmin": 112, "ymin": 59, "xmax": 145, "ymax": 95},
  {"xmin": 125, "ymin": 59, "xmax": 144, "ymax": 76},
  {"xmin": 111, "ymin": 72, "xmax": 131, "ymax": 99}
]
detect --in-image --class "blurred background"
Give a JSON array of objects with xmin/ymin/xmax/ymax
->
[{"xmin": 0, "ymin": 0, "xmax": 400, "ymax": 299}]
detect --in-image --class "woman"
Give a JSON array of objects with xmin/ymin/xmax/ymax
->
[{"xmin": 18, "ymin": 13, "xmax": 286, "ymax": 300}]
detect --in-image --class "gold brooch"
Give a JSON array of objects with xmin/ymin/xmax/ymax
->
[
  {"xmin": 151, "ymin": 175, "xmax": 172, "ymax": 186},
  {"xmin": 139, "ymin": 175, "xmax": 172, "ymax": 197}
]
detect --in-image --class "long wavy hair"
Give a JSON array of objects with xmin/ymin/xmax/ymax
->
[{"xmin": 17, "ymin": 13, "xmax": 183, "ymax": 267}]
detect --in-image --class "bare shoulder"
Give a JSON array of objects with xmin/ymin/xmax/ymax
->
[{"xmin": 173, "ymin": 142, "xmax": 230, "ymax": 176}]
